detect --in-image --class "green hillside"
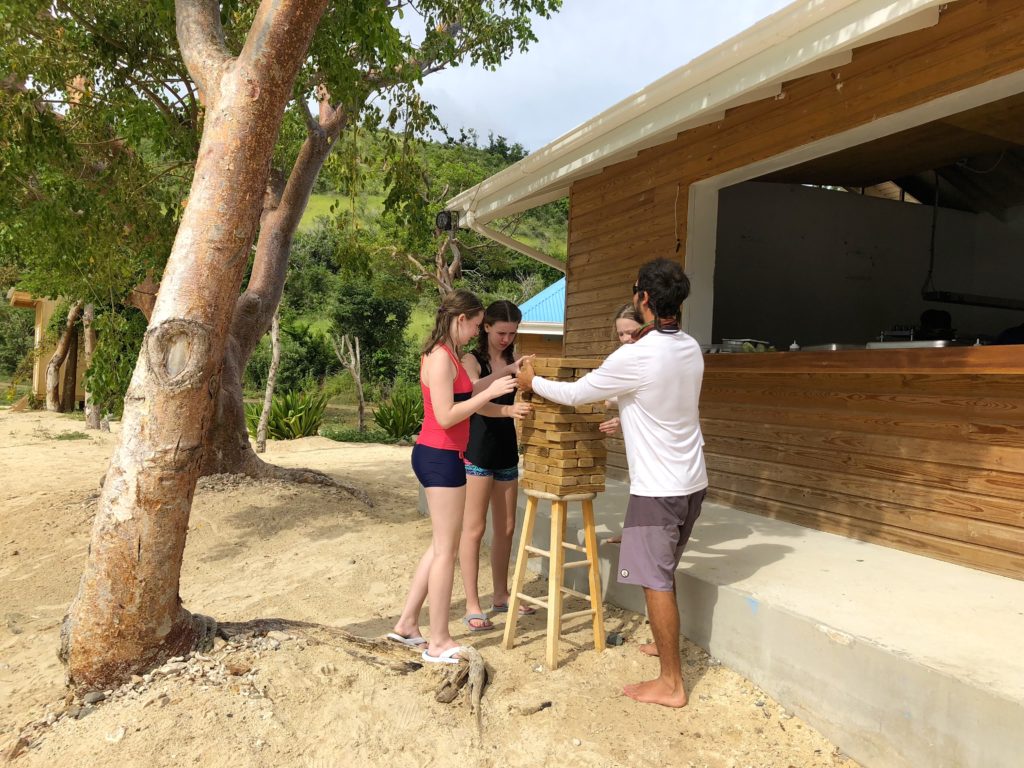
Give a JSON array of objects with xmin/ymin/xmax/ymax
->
[
  {"xmin": 240, "ymin": 130, "xmax": 569, "ymax": 430},
  {"xmin": 298, "ymin": 131, "xmax": 568, "ymax": 265}
]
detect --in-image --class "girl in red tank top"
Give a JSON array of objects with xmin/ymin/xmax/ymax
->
[
  {"xmin": 391, "ymin": 290, "xmax": 518, "ymax": 664},
  {"xmin": 417, "ymin": 343, "xmax": 473, "ymax": 451}
]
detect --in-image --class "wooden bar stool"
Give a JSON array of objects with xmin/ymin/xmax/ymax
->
[{"xmin": 501, "ymin": 489, "xmax": 606, "ymax": 669}]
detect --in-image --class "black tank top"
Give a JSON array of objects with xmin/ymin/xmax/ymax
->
[{"xmin": 465, "ymin": 356, "xmax": 519, "ymax": 470}]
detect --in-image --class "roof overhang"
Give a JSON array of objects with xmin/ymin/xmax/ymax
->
[
  {"xmin": 6, "ymin": 288, "xmax": 35, "ymax": 309},
  {"xmin": 446, "ymin": 0, "xmax": 949, "ymax": 231}
]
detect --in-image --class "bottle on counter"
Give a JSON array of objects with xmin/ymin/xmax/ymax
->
[{"xmin": 789, "ymin": 340, "xmax": 800, "ymax": 352}]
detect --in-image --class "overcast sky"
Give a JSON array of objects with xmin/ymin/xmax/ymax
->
[{"xmin": 409, "ymin": 0, "xmax": 795, "ymax": 152}]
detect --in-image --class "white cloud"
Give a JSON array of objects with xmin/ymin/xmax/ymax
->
[{"xmin": 415, "ymin": 0, "xmax": 794, "ymax": 151}]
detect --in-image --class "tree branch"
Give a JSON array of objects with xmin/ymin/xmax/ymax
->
[
  {"xmin": 299, "ymin": 95, "xmax": 320, "ymax": 135},
  {"xmin": 239, "ymin": 0, "xmax": 328, "ymax": 86},
  {"xmin": 175, "ymin": 0, "xmax": 232, "ymax": 106}
]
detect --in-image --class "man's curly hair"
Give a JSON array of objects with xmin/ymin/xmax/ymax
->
[{"xmin": 636, "ymin": 257, "xmax": 690, "ymax": 323}]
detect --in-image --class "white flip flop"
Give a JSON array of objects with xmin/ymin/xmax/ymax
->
[
  {"xmin": 421, "ymin": 646, "xmax": 464, "ymax": 664},
  {"xmin": 386, "ymin": 632, "xmax": 427, "ymax": 648}
]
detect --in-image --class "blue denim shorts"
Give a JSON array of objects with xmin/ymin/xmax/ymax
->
[{"xmin": 464, "ymin": 460, "xmax": 519, "ymax": 483}]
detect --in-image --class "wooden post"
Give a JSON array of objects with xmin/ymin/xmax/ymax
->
[
  {"xmin": 546, "ymin": 499, "xmax": 567, "ymax": 670},
  {"xmin": 582, "ymin": 498, "xmax": 606, "ymax": 653},
  {"xmin": 502, "ymin": 494, "xmax": 538, "ymax": 650}
]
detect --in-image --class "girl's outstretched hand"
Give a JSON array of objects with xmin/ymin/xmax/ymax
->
[
  {"xmin": 486, "ymin": 374, "xmax": 517, "ymax": 399},
  {"xmin": 507, "ymin": 402, "xmax": 532, "ymax": 419},
  {"xmin": 505, "ymin": 354, "xmax": 534, "ymax": 376}
]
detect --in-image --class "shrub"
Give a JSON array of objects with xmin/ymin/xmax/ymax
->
[
  {"xmin": 373, "ymin": 384, "xmax": 423, "ymax": 441},
  {"xmin": 0, "ymin": 299, "xmax": 34, "ymax": 376},
  {"xmin": 321, "ymin": 370, "xmax": 356, "ymax": 401},
  {"xmin": 245, "ymin": 390, "xmax": 328, "ymax": 440},
  {"xmin": 84, "ymin": 311, "xmax": 148, "ymax": 418},
  {"xmin": 330, "ymin": 281, "xmax": 412, "ymax": 384},
  {"xmin": 244, "ymin": 321, "xmax": 338, "ymax": 393}
]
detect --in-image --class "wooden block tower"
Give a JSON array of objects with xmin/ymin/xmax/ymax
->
[{"xmin": 518, "ymin": 357, "xmax": 607, "ymax": 495}]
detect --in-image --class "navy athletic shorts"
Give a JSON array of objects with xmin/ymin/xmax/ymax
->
[{"xmin": 411, "ymin": 444, "xmax": 466, "ymax": 488}]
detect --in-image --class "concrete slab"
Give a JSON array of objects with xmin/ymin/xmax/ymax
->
[{"xmin": 493, "ymin": 477, "xmax": 1024, "ymax": 768}]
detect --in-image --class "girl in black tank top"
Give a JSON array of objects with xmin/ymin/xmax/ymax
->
[
  {"xmin": 457, "ymin": 301, "xmax": 535, "ymax": 631},
  {"xmin": 464, "ymin": 356, "xmax": 519, "ymax": 470}
]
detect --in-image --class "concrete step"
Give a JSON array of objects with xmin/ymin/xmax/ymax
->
[{"xmin": 510, "ymin": 476, "xmax": 1024, "ymax": 768}]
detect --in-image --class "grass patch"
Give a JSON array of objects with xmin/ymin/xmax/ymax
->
[
  {"xmin": 319, "ymin": 425, "xmax": 402, "ymax": 445},
  {"xmin": 406, "ymin": 306, "xmax": 433, "ymax": 345},
  {"xmin": 1, "ymin": 378, "xmax": 32, "ymax": 404},
  {"xmin": 298, "ymin": 193, "xmax": 388, "ymax": 232},
  {"xmin": 298, "ymin": 194, "xmax": 346, "ymax": 231},
  {"xmin": 321, "ymin": 400, "xmax": 372, "ymax": 431},
  {"xmin": 52, "ymin": 430, "xmax": 90, "ymax": 441}
]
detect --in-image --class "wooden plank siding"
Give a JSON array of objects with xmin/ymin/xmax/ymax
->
[
  {"xmin": 701, "ymin": 347, "xmax": 1024, "ymax": 579},
  {"xmin": 559, "ymin": 0, "xmax": 1024, "ymax": 577},
  {"xmin": 517, "ymin": 334, "xmax": 563, "ymax": 359},
  {"xmin": 564, "ymin": 0, "xmax": 1024, "ymax": 359}
]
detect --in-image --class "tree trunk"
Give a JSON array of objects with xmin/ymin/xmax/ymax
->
[
  {"xmin": 354, "ymin": 337, "xmax": 365, "ymax": 433},
  {"xmin": 60, "ymin": 323, "xmax": 79, "ymax": 413},
  {"xmin": 200, "ymin": 104, "xmax": 345, "ymax": 478},
  {"xmin": 333, "ymin": 334, "xmax": 365, "ymax": 433},
  {"xmin": 255, "ymin": 310, "xmax": 280, "ymax": 453},
  {"xmin": 82, "ymin": 305, "xmax": 101, "ymax": 429},
  {"xmin": 45, "ymin": 300, "xmax": 84, "ymax": 412},
  {"xmin": 60, "ymin": 0, "xmax": 327, "ymax": 691}
]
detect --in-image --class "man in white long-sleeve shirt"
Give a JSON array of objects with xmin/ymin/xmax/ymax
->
[{"xmin": 518, "ymin": 257, "xmax": 707, "ymax": 708}]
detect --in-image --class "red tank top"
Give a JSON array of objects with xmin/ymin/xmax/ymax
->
[{"xmin": 417, "ymin": 344, "xmax": 473, "ymax": 452}]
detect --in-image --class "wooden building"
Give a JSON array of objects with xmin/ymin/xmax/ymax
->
[
  {"xmin": 448, "ymin": 0, "xmax": 1024, "ymax": 580},
  {"xmin": 5, "ymin": 289, "xmax": 84, "ymax": 403},
  {"xmin": 515, "ymin": 277, "xmax": 564, "ymax": 359}
]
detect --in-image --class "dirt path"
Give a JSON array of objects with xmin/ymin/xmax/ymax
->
[{"xmin": 0, "ymin": 410, "xmax": 858, "ymax": 767}]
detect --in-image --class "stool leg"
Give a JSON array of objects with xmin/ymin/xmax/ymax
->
[
  {"xmin": 581, "ymin": 499, "xmax": 606, "ymax": 653},
  {"xmin": 546, "ymin": 500, "xmax": 567, "ymax": 670},
  {"xmin": 502, "ymin": 495, "xmax": 538, "ymax": 650}
]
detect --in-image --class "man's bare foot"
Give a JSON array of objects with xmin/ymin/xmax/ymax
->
[
  {"xmin": 606, "ymin": 535, "xmax": 622, "ymax": 544},
  {"xmin": 638, "ymin": 642, "xmax": 659, "ymax": 656},
  {"xmin": 623, "ymin": 678, "xmax": 688, "ymax": 708}
]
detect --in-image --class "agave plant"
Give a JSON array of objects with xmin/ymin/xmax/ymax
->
[
  {"xmin": 245, "ymin": 390, "xmax": 328, "ymax": 440},
  {"xmin": 373, "ymin": 386, "xmax": 423, "ymax": 441}
]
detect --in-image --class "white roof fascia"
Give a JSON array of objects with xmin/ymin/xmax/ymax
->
[
  {"xmin": 485, "ymin": 185, "xmax": 570, "ymax": 221},
  {"xmin": 449, "ymin": 0, "xmax": 948, "ymax": 229},
  {"xmin": 518, "ymin": 321, "xmax": 564, "ymax": 336}
]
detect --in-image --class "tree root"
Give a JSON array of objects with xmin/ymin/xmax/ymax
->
[
  {"xmin": 218, "ymin": 619, "xmax": 488, "ymax": 737},
  {"xmin": 206, "ymin": 453, "xmax": 374, "ymax": 508},
  {"xmin": 11, "ymin": 618, "xmax": 489, "ymax": 761},
  {"xmin": 435, "ymin": 646, "xmax": 490, "ymax": 743}
]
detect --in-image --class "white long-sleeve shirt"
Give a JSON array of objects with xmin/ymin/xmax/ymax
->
[{"xmin": 532, "ymin": 330, "xmax": 708, "ymax": 497}]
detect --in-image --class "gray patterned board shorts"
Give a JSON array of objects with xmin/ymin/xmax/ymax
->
[{"xmin": 617, "ymin": 489, "xmax": 707, "ymax": 592}]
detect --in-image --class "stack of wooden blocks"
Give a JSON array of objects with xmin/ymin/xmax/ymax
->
[{"xmin": 519, "ymin": 358, "xmax": 606, "ymax": 496}]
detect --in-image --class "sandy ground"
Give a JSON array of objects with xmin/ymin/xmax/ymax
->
[{"xmin": 0, "ymin": 410, "xmax": 859, "ymax": 768}]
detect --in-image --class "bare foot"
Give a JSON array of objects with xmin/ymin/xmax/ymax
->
[
  {"xmin": 638, "ymin": 642, "xmax": 659, "ymax": 657},
  {"xmin": 606, "ymin": 535, "xmax": 622, "ymax": 544},
  {"xmin": 623, "ymin": 678, "xmax": 688, "ymax": 708}
]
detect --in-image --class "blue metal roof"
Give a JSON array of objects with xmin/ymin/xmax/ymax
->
[{"xmin": 519, "ymin": 278, "xmax": 564, "ymax": 324}]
